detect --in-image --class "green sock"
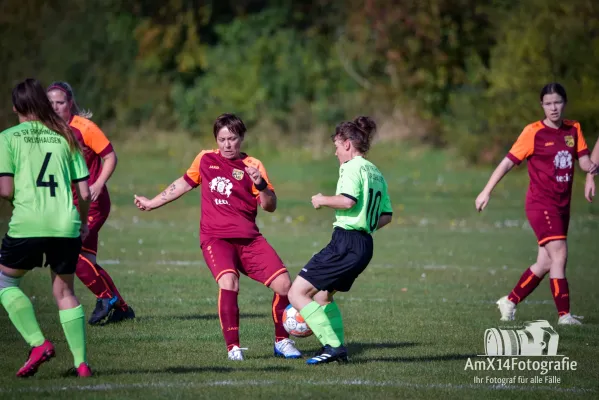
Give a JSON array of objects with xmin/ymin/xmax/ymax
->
[
  {"xmin": 59, "ymin": 305, "xmax": 87, "ymax": 367},
  {"xmin": 323, "ymin": 301, "xmax": 344, "ymax": 345},
  {"xmin": 0, "ymin": 287, "xmax": 45, "ymax": 347},
  {"xmin": 300, "ymin": 301, "xmax": 341, "ymax": 347}
]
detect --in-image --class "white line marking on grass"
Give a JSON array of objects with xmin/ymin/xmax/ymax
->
[{"xmin": 1, "ymin": 379, "xmax": 593, "ymax": 394}]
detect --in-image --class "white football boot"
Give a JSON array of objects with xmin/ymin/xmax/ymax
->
[
  {"xmin": 496, "ymin": 296, "xmax": 516, "ymax": 321},
  {"xmin": 227, "ymin": 345, "xmax": 248, "ymax": 361}
]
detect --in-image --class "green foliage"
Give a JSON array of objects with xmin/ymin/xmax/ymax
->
[
  {"xmin": 1, "ymin": 0, "xmax": 598, "ymax": 163},
  {"xmin": 444, "ymin": 0, "xmax": 599, "ymax": 163},
  {"xmin": 170, "ymin": 7, "xmax": 358, "ymax": 136}
]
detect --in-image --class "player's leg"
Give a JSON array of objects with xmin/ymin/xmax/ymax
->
[
  {"xmin": 202, "ymin": 238, "xmax": 244, "ymax": 359},
  {"xmin": 497, "ymin": 210, "xmax": 552, "ymax": 321},
  {"xmin": 0, "ymin": 237, "xmax": 54, "ymax": 377},
  {"xmin": 48, "ymin": 237, "xmax": 92, "ymax": 377},
  {"xmin": 239, "ymin": 236, "xmax": 301, "ymax": 359},
  {"xmin": 314, "ymin": 290, "xmax": 344, "ymax": 345},
  {"xmin": 544, "ymin": 238, "xmax": 579, "ymax": 325}
]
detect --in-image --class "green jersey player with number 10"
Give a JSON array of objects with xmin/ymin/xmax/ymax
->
[
  {"xmin": 288, "ymin": 116, "xmax": 393, "ymax": 365},
  {"xmin": 0, "ymin": 79, "xmax": 92, "ymax": 378}
]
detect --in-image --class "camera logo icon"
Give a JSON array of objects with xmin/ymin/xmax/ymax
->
[{"xmin": 484, "ymin": 320, "xmax": 559, "ymax": 356}]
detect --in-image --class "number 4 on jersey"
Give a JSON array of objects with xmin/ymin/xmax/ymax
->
[{"xmin": 36, "ymin": 152, "xmax": 58, "ymax": 197}]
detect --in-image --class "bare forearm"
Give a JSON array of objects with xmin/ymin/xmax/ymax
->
[
  {"xmin": 95, "ymin": 152, "xmax": 117, "ymax": 187},
  {"xmin": 150, "ymin": 177, "xmax": 193, "ymax": 210},
  {"xmin": 258, "ymin": 188, "xmax": 277, "ymax": 212},
  {"xmin": 75, "ymin": 182, "xmax": 91, "ymax": 222},
  {"xmin": 482, "ymin": 158, "xmax": 514, "ymax": 194},
  {"xmin": 578, "ymin": 155, "xmax": 595, "ymax": 173},
  {"xmin": 322, "ymin": 195, "xmax": 356, "ymax": 210},
  {"xmin": 590, "ymin": 139, "xmax": 599, "ymax": 164}
]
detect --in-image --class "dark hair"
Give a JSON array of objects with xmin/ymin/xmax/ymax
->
[
  {"xmin": 13, "ymin": 78, "xmax": 80, "ymax": 152},
  {"xmin": 213, "ymin": 113, "xmax": 247, "ymax": 139},
  {"xmin": 540, "ymin": 82, "xmax": 567, "ymax": 103},
  {"xmin": 332, "ymin": 116, "xmax": 377, "ymax": 154},
  {"xmin": 46, "ymin": 81, "xmax": 93, "ymax": 118}
]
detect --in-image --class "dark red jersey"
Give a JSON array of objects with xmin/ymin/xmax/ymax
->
[
  {"xmin": 69, "ymin": 115, "xmax": 114, "ymax": 208},
  {"xmin": 183, "ymin": 150, "xmax": 275, "ymax": 240},
  {"xmin": 507, "ymin": 120, "xmax": 589, "ymax": 212}
]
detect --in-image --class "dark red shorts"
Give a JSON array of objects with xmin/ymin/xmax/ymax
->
[
  {"xmin": 200, "ymin": 235, "xmax": 288, "ymax": 286},
  {"xmin": 526, "ymin": 209, "xmax": 569, "ymax": 246}
]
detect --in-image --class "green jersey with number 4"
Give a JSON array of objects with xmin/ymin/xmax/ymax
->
[
  {"xmin": 0, "ymin": 121, "xmax": 89, "ymax": 238},
  {"xmin": 334, "ymin": 156, "xmax": 392, "ymax": 234}
]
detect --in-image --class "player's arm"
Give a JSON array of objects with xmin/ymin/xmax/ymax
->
[
  {"xmin": 0, "ymin": 176, "xmax": 14, "ymax": 201},
  {"xmin": 312, "ymin": 194, "xmax": 356, "ymax": 210},
  {"xmin": 82, "ymin": 122, "xmax": 119, "ymax": 201},
  {"xmin": 475, "ymin": 157, "xmax": 514, "ymax": 212},
  {"xmin": 578, "ymin": 155, "xmax": 597, "ymax": 174},
  {"xmin": 0, "ymin": 135, "xmax": 14, "ymax": 200},
  {"xmin": 134, "ymin": 176, "xmax": 193, "ymax": 212},
  {"xmin": 377, "ymin": 187, "xmax": 393, "ymax": 230},
  {"xmin": 245, "ymin": 163, "xmax": 277, "ymax": 212},
  {"xmin": 74, "ymin": 179, "xmax": 91, "ymax": 222}
]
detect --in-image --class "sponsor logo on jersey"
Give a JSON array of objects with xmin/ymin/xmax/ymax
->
[{"xmin": 210, "ymin": 176, "xmax": 233, "ymax": 198}]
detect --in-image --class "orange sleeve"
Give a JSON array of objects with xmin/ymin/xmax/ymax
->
[
  {"xmin": 183, "ymin": 151, "xmax": 207, "ymax": 187},
  {"xmin": 78, "ymin": 119, "xmax": 113, "ymax": 157},
  {"xmin": 575, "ymin": 122, "xmax": 590, "ymax": 157},
  {"xmin": 243, "ymin": 158, "xmax": 275, "ymax": 197},
  {"xmin": 507, "ymin": 125, "xmax": 537, "ymax": 165}
]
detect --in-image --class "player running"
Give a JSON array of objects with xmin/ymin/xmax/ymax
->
[
  {"xmin": 47, "ymin": 82, "xmax": 134, "ymax": 325},
  {"xmin": 0, "ymin": 78, "xmax": 92, "ymax": 377},
  {"xmin": 133, "ymin": 113, "xmax": 301, "ymax": 360},
  {"xmin": 475, "ymin": 83, "xmax": 597, "ymax": 325},
  {"xmin": 288, "ymin": 116, "xmax": 393, "ymax": 365}
]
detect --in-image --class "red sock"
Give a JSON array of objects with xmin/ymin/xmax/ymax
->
[
  {"xmin": 507, "ymin": 268, "xmax": 542, "ymax": 304},
  {"xmin": 95, "ymin": 264, "xmax": 128, "ymax": 310},
  {"xmin": 550, "ymin": 278, "xmax": 570, "ymax": 316},
  {"xmin": 76, "ymin": 255, "xmax": 112, "ymax": 299},
  {"xmin": 218, "ymin": 289, "xmax": 240, "ymax": 351},
  {"xmin": 272, "ymin": 294, "xmax": 290, "ymax": 342}
]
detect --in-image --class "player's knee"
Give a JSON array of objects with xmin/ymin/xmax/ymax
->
[
  {"xmin": 217, "ymin": 273, "xmax": 239, "ymax": 292},
  {"xmin": 269, "ymin": 274, "xmax": 291, "ymax": 296},
  {"xmin": 313, "ymin": 291, "xmax": 330, "ymax": 306},
  {"xmin": 52, "ymin": 278, "xmax": 75, "ymax": 302},
  {"xmin": 0, "ymin": 271, "xmax": 21, "ymax": 291}
]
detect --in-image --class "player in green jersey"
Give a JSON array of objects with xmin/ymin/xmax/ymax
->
[
  {"xmin": 288, "ymin": 116, "xmax": 393, "ymax": 365},
  {"xmin": 0, "ymin": 78, "xmax": 93, "ymax": 378}
]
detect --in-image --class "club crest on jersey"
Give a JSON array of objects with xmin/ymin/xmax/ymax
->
[
  {"xmin": 564, "ymin": 135, "xmax": 574, "ymax": 148},
  {"xmin": 232, "ymin": 169, "xmax": 244, "ymax": 181}
]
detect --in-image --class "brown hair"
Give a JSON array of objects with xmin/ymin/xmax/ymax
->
[
  {"xmin": 213, "ymin": 113, "xmax": 247, "ymax": 139},
  {"xmin": 332, "ymin": 116, "xmax": 377, "ymax": 154},
  {"xmin": 13, "ymin": 78, "xmax": 80, "ymax": 152},
  {"xmin": 540, "ymin": 82, "xmax": 567, "ymax": 103},
  {"xmin": 47, "ymin": 81, "xmax": 93, "ymax": 119}
]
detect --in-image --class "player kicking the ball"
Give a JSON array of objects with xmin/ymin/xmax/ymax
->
[
  {"xmin": 288, "ymin": 116, "xmax": 393, "ymax": 365},
  {"xmin": 133, "ymin": 113, "xmax": 300, "ymax": 360}
]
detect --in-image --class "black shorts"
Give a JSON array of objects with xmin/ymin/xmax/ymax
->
[
  {"xmin": 0, "ymin": 235, "xmax": 82, "ymax": 275},
  {"xmin": 299, "ymin": 227, "xmax": 373, "ymax": 292}
]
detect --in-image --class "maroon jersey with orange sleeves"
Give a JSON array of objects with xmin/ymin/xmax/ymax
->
[
  {"xmin": 183, "ymin": 150, "xmax": 275, "ymax": 240},
  {"xmin": 69, "ymin": 115, "xmax": 114, "ymax": 207},
  {"xmin": 506, "ymin": 120, "xmax": 589, "ymax": 212}
]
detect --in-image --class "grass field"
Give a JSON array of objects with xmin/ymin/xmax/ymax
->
[{"xmin": 1, "ymin": 133, "xmax": 598, "ymax": 399}]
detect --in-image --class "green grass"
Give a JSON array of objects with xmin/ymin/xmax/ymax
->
[{"xmin": 1, "ymin": 134, "xmax": 598, "ymax": 399}]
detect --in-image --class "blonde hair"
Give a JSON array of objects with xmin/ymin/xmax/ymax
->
[{"xmin": 47, "ymin": 81, "xmax": 93, "ymax": 119}]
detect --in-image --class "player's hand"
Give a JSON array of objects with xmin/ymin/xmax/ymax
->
[
  {"xmin": 244, "ymin": 166, "xmax": 264, "ymax": 186},
  {"xmin": 311, "ymin": 193, "xmax": 324, "ymax": 209},
  {"xmin": 588, "ymin": 162, "xmax": 598, "ymax": 175},
  {"xmin": 89, "ymin": 182, "xmax": 103, "ymax": 202},
  {"xmin": 134, "ymin": 195, "xmax": 153, "ymax": 211},
  {"xmin": 585, "ymin": 174, "xmax": 595, "ymax": 203},
  {"xmin": 475, "ymin": 191, "xmax": 490, "ymax": 212},
  {"xmin": 80, "ymin": 223, "xmax": 89, "ymax": 241}
]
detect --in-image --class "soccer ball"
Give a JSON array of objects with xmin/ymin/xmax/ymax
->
[{"xmin": 282, "ymin": 304, "xmax": 313, "ymax": 338}]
